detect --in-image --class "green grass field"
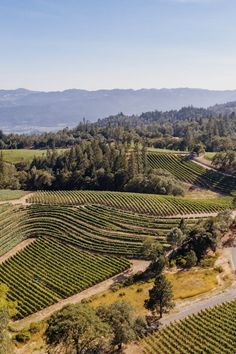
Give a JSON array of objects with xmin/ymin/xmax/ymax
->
[
  {"xmin": 1, "ymin": 149, "xmax": 67, "ymax": 164},
  {"xmin": 204, "ymin": 152, "xmax": 216, "ymax": 160},
  {"xmin": 147, "ymin": 147, "xmax": 187, "ymax": 154},
  {"xmin": 0, "ymin": 189, "xmax": 28, "ymax": 201}
]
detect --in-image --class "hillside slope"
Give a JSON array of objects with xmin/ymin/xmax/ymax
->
[{"xmin": 2, "ymin": 88, "xmax": 236, "ymax": 133}]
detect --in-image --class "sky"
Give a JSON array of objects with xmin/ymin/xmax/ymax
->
[{"xmin": 0, "ymin": 0, "xmax": 236, "ymax": 91}]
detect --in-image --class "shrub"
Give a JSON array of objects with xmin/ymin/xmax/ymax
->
[
  {"xmin": 200, "ymin": 256, "xmax": 217, "ymax": 268},
  {"xmin": 15, "ymin": 330, "xmax": 31, "ymax": 343},
  {"xmin": 214, "ymin": 265, "xmax": 223, "ymax": 273},
  {"xmin": 184, "ymin": 251, "xmax": 198, "ymax": 269},
  {"xmin": 118, "ymin": 292, "xmax": 126, "ymax": 297},
  {"xmin": 110, "ymin": 283, "xmax": 123, "ymax": 292},
  {"xmin": 29, "ymin": 322, "xmax": 41, "ymax": 334},
  {"xmin": 136, "ymin": 288, "xmax": 143, "ymax": 293}
]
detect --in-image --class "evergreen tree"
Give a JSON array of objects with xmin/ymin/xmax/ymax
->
[{"xmin": 144, "ymin": 274, "xmax": 174, "ymax": 318}]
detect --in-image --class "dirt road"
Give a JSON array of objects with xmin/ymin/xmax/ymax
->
[
  {"xmin": 193, "ymin": 156, "xmax": 236, "ymax": 178},
  {"xmin": 160, "ymin": 283, "xmax": 236, "ymax": 325},
  {"xmin": 0, "ymin": 192, "xmax": 34, "ymax": 206}
]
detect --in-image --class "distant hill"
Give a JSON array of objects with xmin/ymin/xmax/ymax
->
[
  {"xmin": 210, "ymin": 101, "xmax": 236, "ymax": 115},
  {"xmin": 1, "ymin": 88, "xmax": 236, "ymax": 133}
]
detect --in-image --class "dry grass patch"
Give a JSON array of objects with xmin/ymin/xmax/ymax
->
[
  {"xmin": 90, "ymin": 268, "xmax": 218, "ymax": 316},
  {"xmin": 0, "ymin": 189, "xmax": 28, "ymax": 201}
]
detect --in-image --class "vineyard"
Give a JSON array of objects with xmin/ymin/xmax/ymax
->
[
  {"xmin": 0, "ymin": 204, "xmax": 201, "ymax": 258},
  {"xmin": 141, "ymin": 299, "xmax": 236, "ymax": 353},
  {"xmin": 0, "ymin": 188, "xmax": 234, "ymax": 321},
  {"xmin": 0, "ymin": 205, "xmax": 28, "ymax": 256},
  {"xmin": 0, "ymin": 237, "xmax": 130, "ymax": 319},
  {"xmin": 27, "ymin": 190, "xmax": 232, "ymax": 216},
  {"xmin": 147, "ymin": 153, "xmax": 236, "ymax": 194}
]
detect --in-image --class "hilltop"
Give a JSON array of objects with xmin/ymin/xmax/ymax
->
[{"xmin": 2, "ymin": 88, "xmax": 236, "ymax": 133}]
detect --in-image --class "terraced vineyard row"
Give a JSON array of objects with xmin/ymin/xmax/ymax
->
[
  {"xmin": 0, "ymin": 205, "xmax": 28, "ymax": 256},
  {"xmin": 24, "ymin": 204, "xmax": 202, "ymax": 257},
  {"xmin": 27, "ymin": 190, "xmax": 232, "ymax": 216},
  {"xmin": 147, "ymin": 153, "xmax": 236, "ymax": 194},
  {"xmin": 0, "ymin": 203, "xmax": 203, "ymax": 258},
  {"xmin": 142, "ymin": 299, "xmax": 236, "ymax": 353},
  {"xmin": 0, "ymin": 237, "xmax": 130, "ymax": 319}
]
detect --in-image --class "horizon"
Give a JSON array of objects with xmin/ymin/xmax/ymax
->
[{"xmin": 2, "ymin": 86, "xmax": 236, "ymax": 93}]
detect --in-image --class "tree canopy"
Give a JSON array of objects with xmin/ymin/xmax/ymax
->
[
  {"xmin": 0, "ymin": 284, "xmax": 17, "ymax": 354},
  {"xmin": 45, "ymin": 303, "xmax": 109, "ymax": 354}
]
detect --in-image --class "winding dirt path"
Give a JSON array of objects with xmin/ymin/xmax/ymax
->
[
  {"xmin": 12, "ymin": 259, "xmax": 150, "ymax": 331},
  {"xmin": 0, "ymin": 238, "xmax": 35, "ymax": 264},
  {"xmin": 193, "ymin": 156, "xmax": 236, "ymax": 178}
]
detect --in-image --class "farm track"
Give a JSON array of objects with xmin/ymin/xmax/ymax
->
[
  {"xmin": 0, "ymin": 193, "xmax": 34, "ymax": 206},
  {"xmin": 193, "ymin": 157, "xmax": 233, "ymax": 175},
  {"xmin": 160, "ymin": 247, "xmax": 236, "ymax": 326},
  {"xmin": 160, "ymin": 282, "xmax": 236, "ymax": 326},
  {"xmin": 12, "ymin": 259, "xmax": 150, "ymax": 331}
]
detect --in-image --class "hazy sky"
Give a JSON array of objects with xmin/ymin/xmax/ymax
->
[{"xmin": 1, "ymin": 0, "xmax": 235, "ymax": 91}]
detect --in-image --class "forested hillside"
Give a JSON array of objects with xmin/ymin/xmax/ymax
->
[
  {"xmin": 2, "ymin": 88, "xmax": 236, "ymax": 133},
  {"xmin": 1, "ymin": 106, "xmax": 236, "ymax": 191}
]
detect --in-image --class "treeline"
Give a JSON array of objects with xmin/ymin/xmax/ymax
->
[
  {"xmin": 212, "ymin": 151, "xmax": 236, "ymax": 175},
  {"xmin": 0, "ymin": 141, "xmax": 185, "ymax": 194},
  {"xmin": 1, "ymin": 107, "xmax": 236, "ymax": 152}
]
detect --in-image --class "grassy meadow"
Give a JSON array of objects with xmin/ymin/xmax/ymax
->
[
  {"xmin": 0, "ymin": 189, "xmax": 28, "ymax": 201},
  {"xmin": 1, "ymin": 148, "xmax": 67, "ymax": 164},
  {"xmin": 89, "ymin": 268, "xmax": 219, "ymax": 316}
]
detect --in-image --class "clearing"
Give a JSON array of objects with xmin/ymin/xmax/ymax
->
[
  {"xmin": 1, "ymin": 148, "xmax": 67, "ymax": 164},
  {"xmin": 0, "ymin": 189, "xmax": 29, "ymax": 201}
]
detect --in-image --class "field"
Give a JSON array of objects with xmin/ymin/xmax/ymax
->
[
  {"xmin": 0, "ymin": 205, "xmax": 28, "ymax": 256},
  {"xmin": 0, "ymin": 204, "xmax": 201, "ymax": 258},
  {"xmin": 0, "ymin": 237, "xmax": 130, "ymax": 319},
  {"xmin": 141, "ymin": 299, "xmax": 236, "ymax": 353},
  {"xmin": 27, "ymin": 190, "xmax": 232, "ymax": 216},
  {"xmin": 147, "ymin": 147, "xmax": 187, "ymax": 155},
  {"xmin": 205, "ymin": 152, "xmax": 216, "ymax": 160},
  {"xmin": 1, "ymin": 148, "xmax": 67, "ymax": 164},
  {"xmin": 147, "ymin": 152, "xmax": 236, "ymax": 194},
  {"xmin": 90, "ymin": 269, "xmax": 218, "ymax": 316},
  {"xmin": 0, "ymin": 189, "xmax": 28, "ymax": 201}
]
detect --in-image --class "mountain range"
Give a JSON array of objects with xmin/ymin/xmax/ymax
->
[{"xmin": 1, "ymin": 88, "xmax": 236, "ymax": 133}]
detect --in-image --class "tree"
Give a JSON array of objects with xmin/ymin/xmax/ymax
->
[
  {"xmin": 0, "ymin": 284, "xmax": 17, "ymax": 354},
  {"xmin": 184, "ymin": 250, "xmax": 198, "ymax": 268},
  {"xmin": 45, "ymin": 303, "xmax": 109, "ymax": 354},
  {"xmin": 141, "ymin": 238, "xmax": 163, "ymax": 263},
  {"xmin": 167, "ymin": 227, "xmax": 185, "ymax": 249},
  {"xmin": 192, "ymin": 143, "xmax": 205, "ymax": 156},
  {"xmin": 179, "ymin": 218, "xmax": 187, "ymax": 233},
  {"xmin": 186, "ymin": 226, "xmax": 217, "ymax": 261},
  {"xmin": 151, "ymin": 255, "xmax": 166, "ymax": 275},
  {"xmin": 144, "ymin": 274, "xmax": 174, "ymax": 318},
  {"xmin": 97, "ymin": 301, "xmax": 146, "ymax": 350}
]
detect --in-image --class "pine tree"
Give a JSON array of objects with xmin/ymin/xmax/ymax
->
[{"xmin": 144, "ymin": 274, "xmax": 174, "ymax": 318}]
